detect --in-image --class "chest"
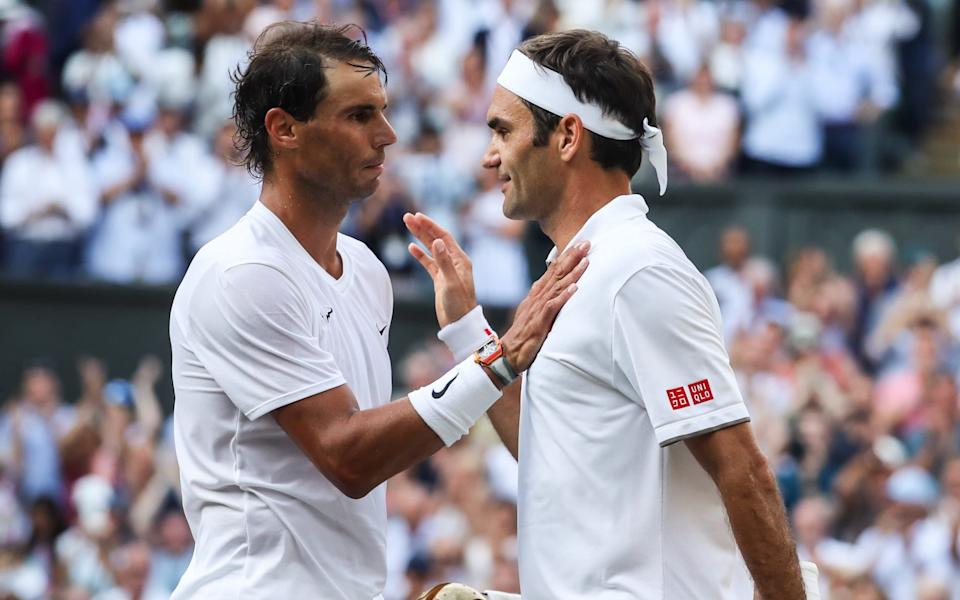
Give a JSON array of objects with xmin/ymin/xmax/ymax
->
[{"xmin": 308, "ymin": 278, "xmax": 391, "ymax": 410}]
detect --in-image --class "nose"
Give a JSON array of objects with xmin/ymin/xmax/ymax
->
[
  {"xmin": 375, "ymin": 113, "xmax": 398, "ymax": 148},
  {"xmin": 481, "ymin": 142, "xmax": 500, "ymax": 171}
]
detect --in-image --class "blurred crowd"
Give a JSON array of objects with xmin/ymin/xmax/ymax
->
[{"xmin": 0, "ymin": 0, "xmax": 956, "ymax": 284}]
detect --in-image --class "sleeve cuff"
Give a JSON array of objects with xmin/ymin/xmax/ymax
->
[
  {"xmin": 656, "ymin": 403, "xmax": 751, "ymax": 447},
  {"xmin": 244, "ymin": 377, "xmax": 347, "ymax": 421}
]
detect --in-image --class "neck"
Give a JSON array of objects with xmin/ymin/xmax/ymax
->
[
  {"xmin": 259, "ymin": 171, "xmax": 348, "ymax": 277},
  {"xmin": 540, "ymin": 170, "xmax": 631, "ymax": 253}
]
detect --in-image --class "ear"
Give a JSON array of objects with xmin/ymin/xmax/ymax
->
[
  {"xmin": 556, "ymin": 114, "xmax": 586, "ymax": 163},
  {"xmin": 264, "ymin": 107, "xmax": 299, "ymax": 153}
]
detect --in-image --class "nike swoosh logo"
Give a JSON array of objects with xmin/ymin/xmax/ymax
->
[
  {"xmin": 378, "ymin": 325, "xmax": 387, "ymax": 335},
  {"xmin": 431, "ymin": 373, "xmax": 458, "ymax": 399}
]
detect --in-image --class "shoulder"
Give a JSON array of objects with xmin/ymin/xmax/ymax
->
[
  {"xmin": 591, "ymin": 218, "xmax": 700, "ymax": 290},
  {"xmin": 176, "ymin": 222, "xmax": 309, "ymax": 315},
  {"xmin": 3, "ymin": 145, "xmax": 35, "ymax": 168}
]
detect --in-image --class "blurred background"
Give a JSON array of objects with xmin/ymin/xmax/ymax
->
[{"xmin": 0, "ymin": 0, "xmax": 958, "ymax": 599}]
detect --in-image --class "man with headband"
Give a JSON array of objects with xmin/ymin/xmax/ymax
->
[{"xmin": 407, "ymin": 30, "xmax": 817, "ymax": 599}]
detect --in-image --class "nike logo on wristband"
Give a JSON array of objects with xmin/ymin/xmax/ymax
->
[{"xmin": 432, "ymin": 373, "xmax": 458, "ymax": 398}]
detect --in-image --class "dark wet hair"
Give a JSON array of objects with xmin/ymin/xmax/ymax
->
[{"xmin": 232, "ymin": 22, "xmax": 387, "ymax": 178}]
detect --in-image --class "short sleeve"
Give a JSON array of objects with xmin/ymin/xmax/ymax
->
[
  {"xmin": 186, "ymin": 262, "xmax": 346, "ymax": 420},
  {"xmin": 611, "ymin": 265, "xmax": 750, "ymax": 446}
]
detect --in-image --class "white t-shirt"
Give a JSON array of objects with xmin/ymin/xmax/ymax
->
[
  {"xmin": 170, "ymin": 201, "xmax": 393, "ymax": 600},
  {"xmin": 517, "ymin": 194, "xmax": 753, "ymax": 599}
]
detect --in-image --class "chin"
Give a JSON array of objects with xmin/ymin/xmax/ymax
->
[
  {"xmin": 501, "ymin": 197, "xmax": 526, "ymax": 221},
  {"xmin": 351, "ymin": 179, "xmax": 381, "ymax": 202}
]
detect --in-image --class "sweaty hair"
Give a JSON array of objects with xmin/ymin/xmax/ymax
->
[
  {"xmin": 516, "ymin": 30, "xmax": 656, "ymax": 176},
  {"xmin": 232, "ymin": 22, "xmax": 387, "ymax": 178}
]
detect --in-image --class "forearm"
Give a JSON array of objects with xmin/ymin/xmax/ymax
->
[
  {"xmin": 717, "ymin": 458, "xmax": 804, "ymax": 599},
  {"xmin": 331, "ymin": 398, "xmax": 445, "ymax": 497},
  {"xmin": 487, "ymin": 379, "xmax": 521, "ymax": 459}
]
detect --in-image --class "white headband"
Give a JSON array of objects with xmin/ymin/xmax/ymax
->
[{"xmin": 496, "ymin": 49, "xmax": 668, "ymax": 195}]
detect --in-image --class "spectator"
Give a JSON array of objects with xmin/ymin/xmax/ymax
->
[
  {"xmin": 186, "ymin": 121, "xmax": 260, "ymax": 255},
  {"xmin": 741, "ymin": 18, "xmax": 822, "ymax": 174},
  {"xmin": 663, "ymin": 63, "xmax": 740, "ymax": 182},
  {"xmin": 705, "ymin": 225, "xmax": 753, "ymax": 343},
  {"xmin": 855, "ymin": 465, "xmax": 950, "ymax": 599},
  {"xmin": 793, "ymin": 495, "xmax": 867, "ymax": 598},
  {"xmin": 94, "ymin": 540, "xmax": 166, "ymax": 600},
  {"xmin": 709, "ymin": 8, "xmax": 749, "ymax": 95},
  {"xmin": 0, "ymin": 0, "xmax": 50, "ymax": 117},
  {"xmin": 144, "ymin": 511, "xmax": 191, "ymax": 597},
  {"xmin": 0, "ymin": 100, "xmax": 97, "ymax": 277},
  {"xmin": 0, "ymin": 362, "xmax": 75, "ymax": 504},
  {"xmin": 394, "ymin": 121, "xmax": 472, "ymax": 242},
  {"xmin": 85, "ymin": 102, "xmax": 189, "ymax": 284},
  {"xmin": 807, "ymin": 0, "xmax": 898, "ymax": 173},
  {"xmin": 849, "ymin": 229, "xmax": 900, "ymax": 374},
  {"xmin": 461, "ymin": 167, "xmax": 530, "ymax": 308},
  {"xmin": 55, "ymin": 474, "xmax": 118, "ymax": 596}
]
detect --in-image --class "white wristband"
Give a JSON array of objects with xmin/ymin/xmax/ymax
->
[
  {"xmin": 800, "ymin": 561, "xmax": 821, "ymax": 600},
  {"xmin": 437, "ymin": 305, "xmax": 496, "ymax": 362},
  {"xmin": 408, "ymin": 356, "xmax": 501, "ymax": 446}
]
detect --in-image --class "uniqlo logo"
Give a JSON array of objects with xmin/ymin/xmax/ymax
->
[
  {"xmin": 667, "ymin": 387, "xmax": 690, "ymax": 410},
  {"xmin": 688, "ymin": 379, "xmax": 714, "ymax": 404}
]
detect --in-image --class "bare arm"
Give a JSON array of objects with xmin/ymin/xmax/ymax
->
[
  {"xmin": 685, "ymin": 422, "xmax": 805, "ymax": 600},
  {"xmin": 273, "ymin": 386, "xmax": 444, "ymax": 499},
  {"xmin": 487, "ymin": 379, "xmax": 521, "ymax": 459}
]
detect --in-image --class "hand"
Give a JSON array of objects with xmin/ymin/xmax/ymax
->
[
  {"xmin": 404, "ymin": 212, "xmax": 477, "ymax": 327},
  {"xmin": 133, "ymin": 354, "xmax": 162, "ymax": 387},
  {"xmin": 500, "ymin": 241, "xmax": 590, "ymax": 372}
]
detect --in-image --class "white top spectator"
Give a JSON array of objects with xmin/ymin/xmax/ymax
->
[
  {"xmin": 0, "ymin": 101, "xmax": 97, "ymax": 241},
  {"xmin": 741, "ymin": 28, "xmax": 822, "ymax": 167},
  {"xmin": 170, "ymin": 201, "xmax": 393, "ymax": 600},
  {"xmin": 517, "ymin": 194, "xmax": 753, "ymax": 598}
]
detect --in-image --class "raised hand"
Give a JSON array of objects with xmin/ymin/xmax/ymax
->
[
  {"xmin": 403, "ymin": 212, "xmax": 477, "ymax": 327},
  {"xmin": 500, "ymin": 240, "xmax": 589, "ymax": 372}
]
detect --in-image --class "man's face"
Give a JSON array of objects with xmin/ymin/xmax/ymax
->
[
  {"xmin": 482, "ymin": 86, "xmax": 562, "ymax": 221},
  {"xmin": 288, "ymin": 60, "xmax": 396, "ymax": 203}
]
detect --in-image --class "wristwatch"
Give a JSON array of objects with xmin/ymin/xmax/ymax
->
[{"xmin": 474, "ymin": 336, "xmax": 518, "ymax": 386}]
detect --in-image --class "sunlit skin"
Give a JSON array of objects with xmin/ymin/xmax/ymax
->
[
  {"xmin": 481, "ymin": 86, "xmax": 632, "ymax": 253},
  {"xmin": 259, "ymin": 59, "xmax": 397, "ymax": 276}
]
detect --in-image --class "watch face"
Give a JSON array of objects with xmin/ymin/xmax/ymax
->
[{"xmin": 478, "ymin": 338, "xmax": 500, "ymax": 361}]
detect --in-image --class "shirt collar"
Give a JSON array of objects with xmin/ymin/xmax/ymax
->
[{"xmin": 545, "ymin": 194, "xmax": 649, "ymax": 264}]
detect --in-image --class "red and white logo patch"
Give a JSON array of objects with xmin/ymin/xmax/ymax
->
[
  {"xmin": 688, "ymin": 379, "xmax": 714, "ymax": 405},
  {"xmin": 667, "ymin": 387, "xmax": 690, "ymax": 410}
]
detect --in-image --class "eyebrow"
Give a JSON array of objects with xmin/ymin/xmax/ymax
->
[
  {"xmin": 343, "ymin": 102, "xmax": 388, "ymax": 114},
  {"xmin": 487, "ymin": 116, "xmax": 509, "ymax": 130}
]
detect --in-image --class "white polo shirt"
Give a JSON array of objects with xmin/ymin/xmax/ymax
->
[
  {"xmin": 169, "ymin": 201, "xmax": 393, "ymax": 599},
  {"xmin": 517, "ymin": 194, "xmax": 753, "ymax": 599}
]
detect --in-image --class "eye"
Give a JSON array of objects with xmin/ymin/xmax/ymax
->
[
  {"xmin": 497, "ymin": 128, "xmax": 509, "ymax": 139},
  {"xmin": 351, "ymin": 111, "xmax": 372, "ymax": 123}
]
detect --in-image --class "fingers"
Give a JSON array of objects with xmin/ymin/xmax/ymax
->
[
  {"xmin": 532, "ymin": 240, "xmax": 590, "ymax": 296},
  {"xmin": 403, "ymin": 212, "xmax": 463, "ymax": 254},
  {"xmin": 556, "ymin": 256, "xmax": 589, "ymax": 291},
  {"xmin": 432, "ymin": 239, "xmax": 459, "ymax": 282},
  {"xmin": 408, "ymin": 242, "xmax": 438, "ymax": 278},
  {"xmin": 543, "ymin": 283, "xmax": 579, "ymax": 318},
  {"xmin": 552, "ymin": 240, "xmax": 591, "ymax": 279}
]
